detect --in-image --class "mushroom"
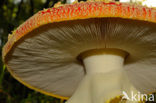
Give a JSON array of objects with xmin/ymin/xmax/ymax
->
[{"xmin": 2, "ymin": 1, "xmax": 156, "ymax": 103}]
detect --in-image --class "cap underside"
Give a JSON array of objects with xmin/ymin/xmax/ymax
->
[{"xmin": 5, "ymin": 18, "xmax": 156, "ymax": 99}]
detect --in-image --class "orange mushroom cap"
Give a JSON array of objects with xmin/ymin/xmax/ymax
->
[{"xmin": 3, "ymin": 1, "xmax": 156, "ymax": 61}]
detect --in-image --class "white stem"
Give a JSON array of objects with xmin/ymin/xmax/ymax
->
[
  {"xmin": 66, "ymin": 49, "xmax": 139, "ymax": 103},
  {"xmin": 66, "ymin": 0, "xmax": 76, "ymax": 4}
]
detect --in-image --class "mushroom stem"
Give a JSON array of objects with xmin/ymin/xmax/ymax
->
[{"xmin": 66, "ymin": 49, "xmax": 139, "ymax": 103}]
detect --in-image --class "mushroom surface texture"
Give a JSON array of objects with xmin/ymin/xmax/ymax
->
[{"xmin": 2, "ymin": 1, "xmax": 156, "ymax": 103}]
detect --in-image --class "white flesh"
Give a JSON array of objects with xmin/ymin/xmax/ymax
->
[{"xmin": 66, "ymin": 51, "xmax": 138, "ymax": 103}]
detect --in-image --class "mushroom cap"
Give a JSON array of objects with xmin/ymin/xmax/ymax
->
[{"xmin": 2, "ymin": 1, "xmax": 156, "ymax": 100}]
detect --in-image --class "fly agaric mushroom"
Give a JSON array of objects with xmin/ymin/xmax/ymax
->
[{"xmin": 2, "ymin": 1, "xmax": 156, "ymax": 103}]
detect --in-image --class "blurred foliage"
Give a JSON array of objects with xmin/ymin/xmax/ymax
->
[{"xmin": 0, "ymin": 0, "xmax": 156, "ymax": 103}]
